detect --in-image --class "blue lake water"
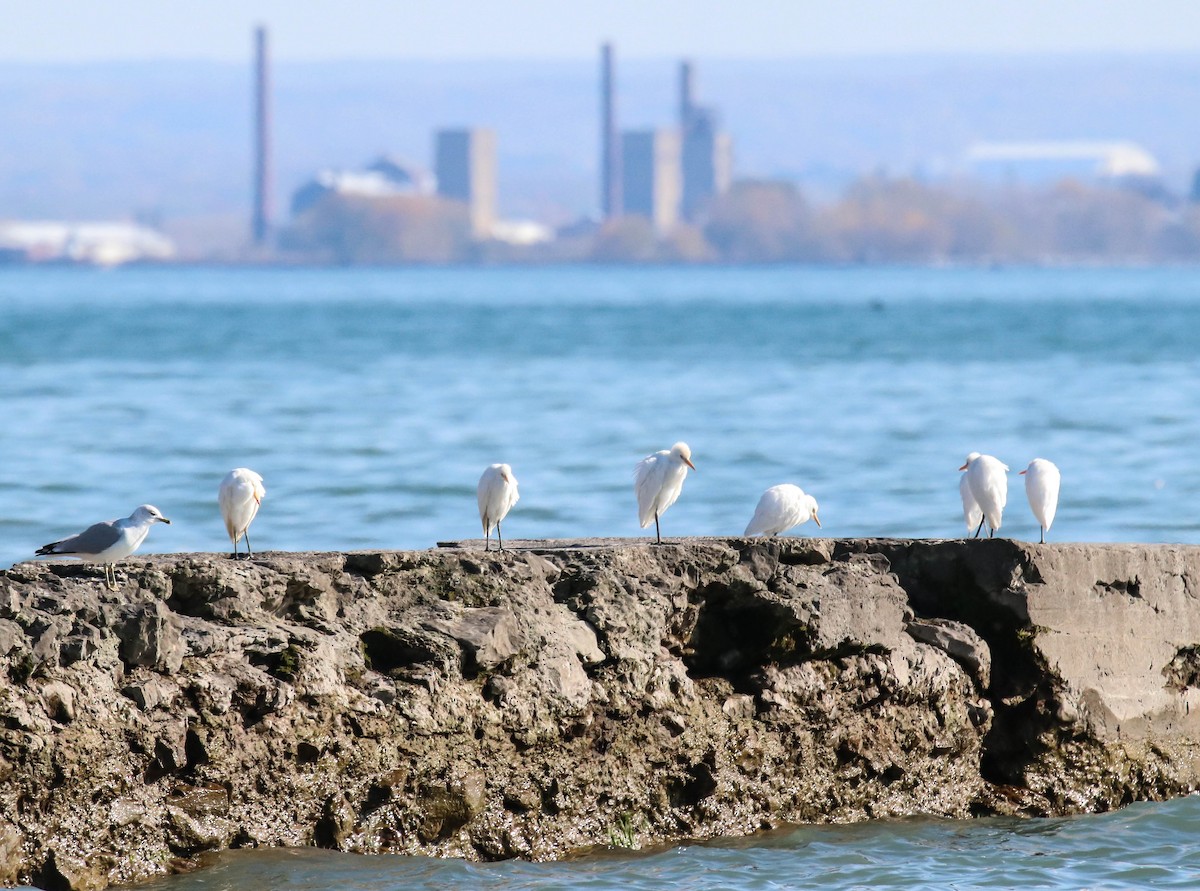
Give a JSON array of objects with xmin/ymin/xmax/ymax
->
[
  {"xmin": 3, "ymin": 264, "xmax": 1199, "ymax": 569},
  {"xmin": 123, "ymin": 795, "xmax": 1200, "ymax": 891}
]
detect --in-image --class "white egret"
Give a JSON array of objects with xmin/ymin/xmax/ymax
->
[
  {"xmin": 744, "ymin": 484, "xmax": 821, "ymax": 536},
  {"xmin": 35, "ymin": 504, "xmax": 171, "ymax": 590},
  {"xmin": 219, "ymin": 468, "xmax": 266, "ymax": 559},
  {"xmin": 635, "ymin": 441, "xmax": 695, "ymax": 544},
  {"xmin": 1020, "ymin": 458, "xmax": 1060, "ymax": 544},
  {"xmin": 959, "ymin": 453, "xmax": 984, "ymax": 535},
  {"xmin": 960, "ymin": 452, "xmax": 1008, "ymax": 538},
  {"xmin": 477, "ymin": 463, "xmax": 520, "ymax": 551}
]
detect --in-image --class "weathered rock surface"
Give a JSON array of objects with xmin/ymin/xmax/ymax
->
[{"xmin": 1, "ymin": 537, "xmax": 1199, "ymax": 889}]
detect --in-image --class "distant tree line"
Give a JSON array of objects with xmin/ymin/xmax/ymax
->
[{"xmin": 279, "ymin": 176, "xmax": 1200, "ymax": 265}]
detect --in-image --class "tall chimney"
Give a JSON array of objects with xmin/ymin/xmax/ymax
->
[
  {"xmin": 679, "ymin": 59, "xmax": 694, "ymax": 131},
  {"xmin": 252, "ymin": 25, "xmax": 271, "ymax": 246},
  {"xmin": 600, "ymin": 42, "xmax": 621, "ymax": 219}
]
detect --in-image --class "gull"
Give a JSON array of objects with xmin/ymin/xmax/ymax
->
[
  {"xmin": 219, "ymin": 468, "xmax": 266, "ymax": 559},
  {"xmin": 635, "ymin": 441, "xmax": 695, "ymax": 544},
  {"xmin": 477, "ymin": 463, "xmax": 519, "ymax": 551},
  {"xmin": 1021, "ymin": 458, "xmax": 1061, "ymax": 544},
  {"xmin": 744, "ymin": 484, "xmax": 821, "ymax": 536},
  {"xmin": 960, "ymin": 452, "xmax": 1008, "ymax": 538},
  {"xmin": 35, "ymin": 504, "xmax": 171, "ymax": 590}
]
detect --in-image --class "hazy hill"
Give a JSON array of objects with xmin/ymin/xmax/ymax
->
[{"xmin": 2, "ymin": 53, "xmax": 1199, "ymax": 250}]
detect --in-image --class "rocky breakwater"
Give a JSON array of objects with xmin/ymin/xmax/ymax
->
[{"xmin": 1, "ymin": 538, "xmax": 1199, "ymax": 889}]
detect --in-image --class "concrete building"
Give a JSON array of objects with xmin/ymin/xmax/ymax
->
[
  {"xmin": 435, "ymin": 128, "xmax": 497, "ymax": 239},
  {"xmin": 679, "ymin": 61, "xmax": 732, "ymax": 223},
  {"xmin": 290, "ymin": 156, "xmax": 434, "ymax": 216},
  {"xmin": 0, "ymin": 221, "xmax": 175, "ymax": 266},
  {"xmin": 964, "ymin": 141, "xmax": 1161, "ymax": 184},
  {"xmin": 682, "ymin": 108, "xmax": 732, "ymax": 221},
  {"xmin": 621, "ymin": 129, "xmax": 681, "ymax": 233}
]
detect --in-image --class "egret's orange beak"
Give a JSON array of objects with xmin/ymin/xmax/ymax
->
[
  {"xmin": 683, "ymin": 457, "xmax": 696, "ymax": 470},
  {"xmin": 1019, "ymin": 470, "xmax": 1027, "ymax": 475},
  {"xmin": 813, "ymin": 514, "xmax": 822, "ymax": 528},
  {"xmin": 958, "ymin": 463, "xmax": 968, "ymax": 471},
  {"xmin": 254, "ymin": 494, "xmax": 261, "ymax": 504}
]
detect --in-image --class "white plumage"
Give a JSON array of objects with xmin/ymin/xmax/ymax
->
[
  {"xmin": 477, "ymin": 463, "xmax": 519, "ymax": 551},
  {"xmin": 218, "ymin": 468, "xmax": 266, "ymax": 558},
  {"xmin": 744, "ymin": 484, "xmax": 821, "ymax": 536},
  {"xmin": 1021, "ymin": 458, "xmax": 1061, "ymax": 543},
  {"xmin": 634, "ymin": 441, "xmax": 695, "ymax": 544},
  {"xmin": 960, "ymin": 452, "xmax": 1008, "ymax": 538},
  {"xmin": 36, "ymin": 504, "xmax": 171, "ymax": 590},
  {"xmin": 959, "ymin": 454, "xmax": 984, "ymax": 534}
]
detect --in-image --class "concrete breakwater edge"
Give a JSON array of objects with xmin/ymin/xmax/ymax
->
[{"xmin": 2, "ymin": 538, "xmax": 1200, "ymax": 889}]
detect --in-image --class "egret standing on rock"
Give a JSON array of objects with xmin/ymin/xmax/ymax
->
[
  {"xmin": 1021, "ymin": 458, "xmax": 1060, "ymax": 543},
  {"xmin": 635, "ymin": 441, "xmax": 695, "ymax": 544},
  {"xmin": 960, "ymin": 452, "xmax": 1008, "ymax": 538},
  {"xmin": 744, "ymin": 484, "xmax": 821, "ymax": 536},
  {"xmin": 219, "ymin": 468, "xmax": 266, "ymax": 559},
  {"xmin": 478, "ymin": 463, "xmax": 519, "ymax": 551},
  {"xmin": 959, "ymin": 457, "xmax": 984, "ymax": 535},
  {"xmin": 35, "ymin": 504, "xmax": 171, "ymax": 590}
]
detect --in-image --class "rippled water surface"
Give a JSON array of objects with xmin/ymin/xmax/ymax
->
[
  {"xmin": 3, "ymin": 264, "xmax": 1200, "ymax": 567},
  {"xmin": 124, "ymin": 796, "xmax": 1200, "ymax": 890}
]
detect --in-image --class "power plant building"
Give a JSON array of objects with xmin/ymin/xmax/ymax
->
[
  {"xmin": 290, "ymin": 156, "xmax": 434, "ymax": 216},
  {"xmin": 435, "ymin": 128, "xmax": 497, "ymax": 239},
  {"xmin": 601, "ymin": 54, "xmax": 732, "ymax": 229},
  {"xmin": 621, "ymin": 129, "xmax": 681, "ymax": 233},
  {"xmin": 681, "ymin": 108, "xmax": 732, "ymax": 221},
  {"xmin": 679, "ymin": 61, "xmax": 732, "ymax": 222}
]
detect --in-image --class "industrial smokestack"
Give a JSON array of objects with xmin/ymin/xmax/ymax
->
[
  {"xmin": 679, "ymin": 60, "xmax": 694, "ymax": 131},
  {"xmin": 252, "ymin": 25, "xmax": 271, "ymax": 246},
  {"xmin": 600, "ymin": 42, "xmax": 621, "ymax": 219}
]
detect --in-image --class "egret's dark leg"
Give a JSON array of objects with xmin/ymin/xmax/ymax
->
[
  {"xmin": 989, "ymin": 526, "xmax": 995, "ymax": 539},
  {"xmin": 655, "ymin": 513, "xmax": 662, "ymax": 545},
  {"xmin": 498, "ymin": 523, "xmax": 504, "ymax": 551},
  {"xmin": 974, "ymin": 518, "xmax": 985, "ymax": 539},
  {"xmin": 1040, "ymin": 527, "xmax": 1045, "ymax": 545},
  {"xmin": 484, "ymin": 521, "xmax": 491, "ymax": 552},
  {"xmin": 244, "ymin": 529, "xmax": 253, "ymax": 559}
]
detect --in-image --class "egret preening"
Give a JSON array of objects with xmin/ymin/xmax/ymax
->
[
  {"xmin": 744, "ymin": 484, "xmax": 821, "ymax": 536},
  {"xmin": 478, "ymin": 463, "xmax": 519, "ymax": 551},
  {"xmin": 1021, "ymin": 458, "xmax": 1060, "ymax": 544},
  {"xmin": 219, "ymin": 468, "xmax": 266, "ymax": 559},
  {"xmin": 959, "ymin": 457, "xmax": 984, "ymax": 535},
  {"xmin": 960, "ymin": 452, "xmax": 1008, "ymax": 538},
  {"xmin": 35, "ymin": 504, "xmax": 171, "ymax": 590},
  {"xmin": 635, "ymin": 441, "xmax": 695, "ymax": 544}
]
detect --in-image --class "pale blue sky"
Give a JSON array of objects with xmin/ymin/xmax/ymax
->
[{"xmin": 4, "ymin": 1, "xmax": 1200, "ymax": 61}]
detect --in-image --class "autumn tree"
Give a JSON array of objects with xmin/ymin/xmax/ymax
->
[
  {"xmin": 704, "ymin": 180, "xmax": 816, "ymax": 262},
  {"xmin": 280, "ymin": 193, "xmax": 473, "ymax": 263}
]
